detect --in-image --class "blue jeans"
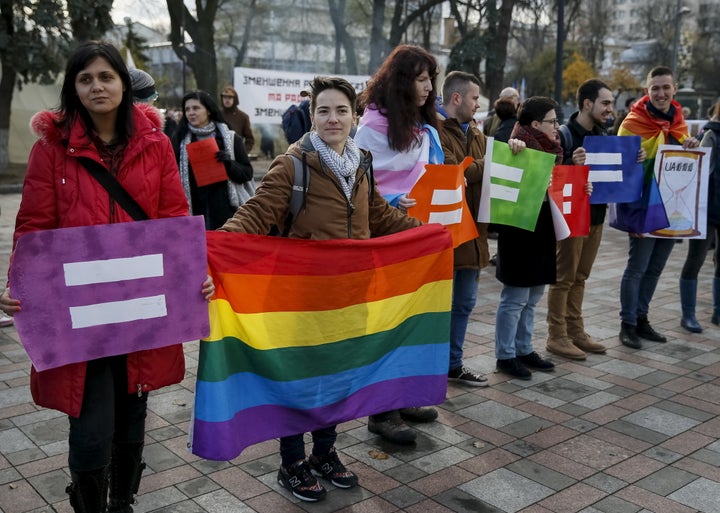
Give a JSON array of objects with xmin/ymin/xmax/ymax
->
[
  {"xmin": 495, "ymin": 284, "xmax": 545, "ymax": 360},
  {"xmin": 450, "ymin": 268, "xmax": 479, "ymax": 370},
  {"xmin": 620, "ymin": 237, "xmax": 675, "ymax": 325}
]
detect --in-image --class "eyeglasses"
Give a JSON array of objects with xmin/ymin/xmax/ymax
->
[{"xmin": 541, "ymin": 118, "xmax": 559, "ymax": 125}]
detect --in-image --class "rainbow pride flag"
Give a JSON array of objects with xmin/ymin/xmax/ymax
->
[{"xmin": 190, "ymin": 224, "xmax": 453, "ymax": 460}]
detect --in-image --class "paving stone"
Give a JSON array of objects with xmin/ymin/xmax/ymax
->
[
  {"xmin": 667, "ymin": 477, "xmax": 720, "ymax": 512},
  {"xmin": 592, "ymin": 360, "xmax": 655, "ymax": 380},
  {"xmin": 582, "ymin": 472, "xmax": 627, "ymax": 494},
  {"xmin": 457, "ymin": 400, "xmax": 530, "ymax": 429},
  {"xmin": 506, "ymin": 459, "xmax": 576, "ymax": 491},
  {"xmin": 590, "ymin": 494, "xmax": 643, "ymax": 513},
  {"xmin": 409, "ymin": 446, "xmax": 474, "ymax": 475},
  {"xmin": 531, "ymin": 378, "xmax": 597, "ymax": 403},
  {"xmin": 458, "ymin": 468, "xmax": 553, "ymax": 513},
  {"xmin": 622, "ymin": 406, "xmax": 701, "ymax": 436},
  {"xmin": 603, "ymin": 420, "xmax": 670, "ymax": 445},
  {"xmin": 433, "ymin": 487, "xmax": 505, "ymax": 513},
  {"xmin": 0, "ymin": 428, "xmax": 35, "ymax": 453},
  {"xmin": 26, "ymin": 469, "xmax": 69, "ymax": 504},
  {"xmin": 143, "ymin": 443, "xmax": 187, "ymax": 472},
  {"xmin": 634, "ymin": 466, "xmax": 698, "ymax": 496},
  {"xmin": 573, "ymin": 391, "xmax": 623, "ymax": 409}
]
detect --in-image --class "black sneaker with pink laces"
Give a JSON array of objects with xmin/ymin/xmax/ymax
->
[
  {"xmin": 277, "ymin": 459, "xmax": 327, "ymax": 501},
  {"xmin": 309, "ymin": 447, "xmax": 358, "ymax": 489}
]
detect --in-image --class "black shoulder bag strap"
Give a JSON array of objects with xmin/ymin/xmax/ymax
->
[{"xmin": 77, "ymin": 157, "xmax": 150, "ymax": 221}]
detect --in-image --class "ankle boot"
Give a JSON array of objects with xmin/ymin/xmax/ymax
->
[
  {"xmin": 108, "ymin": 442, "xmax": 146, "ymax": 513},
  {"xmin": 546, "ymin": 337, "xmax": 586, "ymax": 360},
  {"xmin": 713, "ymin": 277, "xmax": 720, "ymax": 325},
  {"xmin": 680, "ymin": 278, "xmax": 703, "ymax": 333},
  {"xmin": 66, "ymin": 467, "xmax": 109, "ymax": 513}
]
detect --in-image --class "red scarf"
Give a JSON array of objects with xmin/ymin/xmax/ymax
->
[{"xmin": 510, "ymin": 123, "xmax": 563, "ymax": 163}]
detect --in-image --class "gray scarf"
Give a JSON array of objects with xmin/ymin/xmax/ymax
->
[{"xmin": 310, "ymin": 131, "xmax": 360, "ymax": 200}]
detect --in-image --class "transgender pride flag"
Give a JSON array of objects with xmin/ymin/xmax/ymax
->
[{"xmin": 190, "ymin": 225, "xmax": 453, "ymax": 461}]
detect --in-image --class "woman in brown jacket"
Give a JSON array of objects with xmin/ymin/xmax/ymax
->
[{"xmin": 219, "ymin": 76, "xmax": 420, "ymax": 503}]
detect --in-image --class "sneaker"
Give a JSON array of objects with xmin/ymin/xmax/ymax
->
[
  {"xmin": 636, "ymin": 316, "xmax": 667, "ymax": 343},
  {"xmin": 309, "ymin": 447, "xmax": 358, "ymax": 489},
  {"xmin": 517, "ymin": 352, "xmax": 555, "ymax": 372},
  {"xmin": 0, "ymin": 313, "xmax": 13, "ymax": 328},
  {"xmin": 496, "ymin": 358, "xmax": 532, "ymax": 380},
  {"xmin": 619, "ymin": 322, "xmax": 642, "ymax": 349},
  {"xmin": 399, "ymin": 406, "xmax": 438, "ymax": 422},
  {"xmin": 368, "ymin": 411, "xmax": 417, "ymax": 444},
  {"xmin": 448, "ymin": 366, "xmax": 489, "ymax": 387},
  {"xmin": 277, "ymin": 460, "xmax": 327, "ymax": 502}
]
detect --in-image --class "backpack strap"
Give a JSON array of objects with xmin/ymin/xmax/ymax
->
[
  {"xmin": 558, "ymin": 124, "xmax": 574, "ymax": 164},
  {"xmin": 281, "ymin": 154, "xmax": 309, "ymax": 236}
]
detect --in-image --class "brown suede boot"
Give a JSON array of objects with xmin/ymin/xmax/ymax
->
[
  {"xmin": 571, "ymin": 333, "xmax": 607, "ymax": 354},
  {"xmin": 546, "ymin": 337, "xmax": 587, "ymax": 360}
]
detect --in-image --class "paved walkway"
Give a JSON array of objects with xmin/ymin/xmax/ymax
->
[{"xmin": 1, "ymin": 190, "xmax": 720, "ymax": 513}]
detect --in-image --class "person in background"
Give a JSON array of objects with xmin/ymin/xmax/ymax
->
[
  {"xmin": 484, "ymin": 86, "xmax": 521, "ymax": 137},
  {"xmin": 678, "ymin": 100, "xmax": 720, "ymax": 332},
  {"xmin": 0, "ymin": 41, "xmax": 214, "ymax": 513},
  {"xmin": 128, "ymin": 68, "xmax": 158, "ymax": 104},
  {"xmin": 355, "ymin": 44, "xmax": 442, "ymax": 443},
  {"xmin": 219, "ymin": 76, "xmax": 421, "ymax": 502},
  {"xmin": 437, "ymin": 71, "xmax": 526, "ymax": 387},
  {"xmin": 220, "ymin": 85, "xmax": 255, "ymax": 153},
  {"xmin": 494, "ymin": 96, "xmax": 564, "ymax": 380},
  {"xmin": 172, "ymin": 91, "xmax": 254, "ymax": 230},
  {"xmin": 259, "ymin": 124, "xmax": 275, "ymax": 159},
  {"xmin": 493, "ymin": 97, "xmax": 519, "ymax": 143},
  {"xmin": 617, "ymin": 66, "xmax": 699, "ymax": 348}
]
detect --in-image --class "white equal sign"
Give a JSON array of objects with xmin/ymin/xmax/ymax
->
[
  {"xmin": 428, "ymin": 185, "xmax": 463, "ymax": 225},
  {"xmin": 563, "ymin": 183, "xmax": 573, "ymax": 214},
  {"xmin": 585, "ymin": 151, "xmax": 623, "ymax": 182},
  {"xmin": 490, "ymin": 163, "xmax": 524, "ymax": 203},
  {"xmin": 63, "ymin": 254, "xmax": 167, "ymax": 329}
]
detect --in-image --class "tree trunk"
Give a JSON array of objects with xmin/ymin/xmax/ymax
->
[
  {"xmin": 328, "ymin": 0, "xmax": 358, "ymax": 74},
  {"xmin": 368, "ymin": 0, "xmax": 387, "ymax": 73},
  {"xmin": 484, "ymin": 0, "xmax": 515, "ymax": 103},
  {"xmin": 0, "ymin": 0, "xmax": 16, "ymax": 171}
]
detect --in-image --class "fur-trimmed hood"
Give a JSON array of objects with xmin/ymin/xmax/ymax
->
[{"xmin": 30, "ymin": 103, "xmax": 165, "ymax": 147}]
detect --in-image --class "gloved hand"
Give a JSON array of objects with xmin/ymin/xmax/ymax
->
[{"xmin": 216, "ymin": 150, "xmax": 232, "ymax": 163}]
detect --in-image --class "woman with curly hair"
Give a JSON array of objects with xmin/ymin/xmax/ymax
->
[{"xmin": 354, "ymin": 44, "xmax": 443, "ymax": 444}]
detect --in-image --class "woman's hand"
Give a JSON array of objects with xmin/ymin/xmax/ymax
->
[
  {"xmin": 507, "ymin": 138, "xmax": 526, "ymax": 154},
  {"xmin": 398, "ymin": 194, "xmax": 416, "ymax": 213},
  {"xmin": 201, "ymin": 275, "xmax": 215, "ymax": 301},
  {"xmin": 584, "ymin": 181, "xmax": 593, "ymax": 196},
  {"xmin": 572, "ymin": 147, "xmax": 586, "ymax": 165},
  {"xmin": 0, "ymin": 288, "xmax": 21, "ymax": 316}
]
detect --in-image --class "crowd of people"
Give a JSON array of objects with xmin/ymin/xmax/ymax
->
[{"xmin": 0, "ymin": 39, "xmax": 717, "ymax": 511}]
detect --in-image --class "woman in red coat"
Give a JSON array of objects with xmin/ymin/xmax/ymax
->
[{"xmin": 0, "ymin": 42, "xmax": 213, "ymax": 512}]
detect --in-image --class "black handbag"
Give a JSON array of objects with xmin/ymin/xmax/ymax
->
[{"xmin": 77, "ymin": 157, "xmax": 149, "ymax": 221}]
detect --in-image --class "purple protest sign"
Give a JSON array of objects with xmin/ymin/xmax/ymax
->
[{"xmin": 10, "ymin": 216, "xmax": 209, "ymax": 371}]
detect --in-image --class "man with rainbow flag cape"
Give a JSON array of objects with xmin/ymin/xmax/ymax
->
[{"xmin": 616, "ymin": 66, "xmax": 699, "ymax": 349}]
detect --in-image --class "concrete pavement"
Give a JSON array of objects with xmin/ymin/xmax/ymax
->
[{"xmin": 1, "ymin": 189, "xmax": 720, "ymax": 513}]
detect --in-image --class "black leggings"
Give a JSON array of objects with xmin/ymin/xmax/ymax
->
[
  {"xmin": 681, "ymin": 224, "xmax": 720, "ymax": 279},
  {"xmin": 68, "ymin": 355, "xmax": 148, "ymax": 471}
]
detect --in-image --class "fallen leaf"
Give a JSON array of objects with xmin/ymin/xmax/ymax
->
[{"xmin": 369, "ymin": 449, "xmax": 389, "ymax": 460}]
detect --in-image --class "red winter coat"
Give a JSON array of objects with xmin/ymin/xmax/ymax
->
[{"xmin": 13, "ymin": 103, "xmax": 189, "ymax": 418}]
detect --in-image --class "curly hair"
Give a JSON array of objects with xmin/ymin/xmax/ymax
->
[{"xmin": 359, "ymin": 44, "xmax": 439, "ymax": 152}]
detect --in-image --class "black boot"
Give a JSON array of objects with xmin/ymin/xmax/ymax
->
[
  {"xmin": 636, "ymin": 316, "xmax": 667, "ymax": 343},
  {"xmin": 108, "ymin": 442, "xmax": 146, "ymax": 513},
  {"xmin": 619, "ymin": 322, "xmax": 642, "ymax": 349},
  {"xmin": 66, "ymin": 467, "xmax": 109, "ymax": 513}
]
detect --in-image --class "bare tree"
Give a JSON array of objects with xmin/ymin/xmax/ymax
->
[
  {"xmin": 167, "ymin": 0, "xmax": 220, "ymax": 97},
  {"xmin": 328, "ymin": 0, "xmax": 358, "ymax": 74}
]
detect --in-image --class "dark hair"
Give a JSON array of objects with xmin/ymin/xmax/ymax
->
[
  {"xmin": 441, "ymin": 71, "xmax": 480, "ymax": 106},
  {"xmin": 173, "ymin": 90, "xmax": 226, "ymax": 145},
  {"xmin": 58, "ymin": 41, "xmax": 134, "ymax": 141},
  {"xmin": 576, "ymin": 79, "xmax": 611, "ymax": 111},
  {"xmin": 359, "ymin": 44, "xmax": 439, "ymax": 151},
  {"xmin": 310, "ymin": 76, "xmax": 357, "ymax": 114},
  {"xmin": 494, "ymin": 98, "xmax": 518, "ymax": 121},
  {"xmin": 647, "ymin": 66, "xmax": 674, "ymax": 82},
  {"xmin": 517, "ymin": 96, "xmax": 559, "ymax": 126}
]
